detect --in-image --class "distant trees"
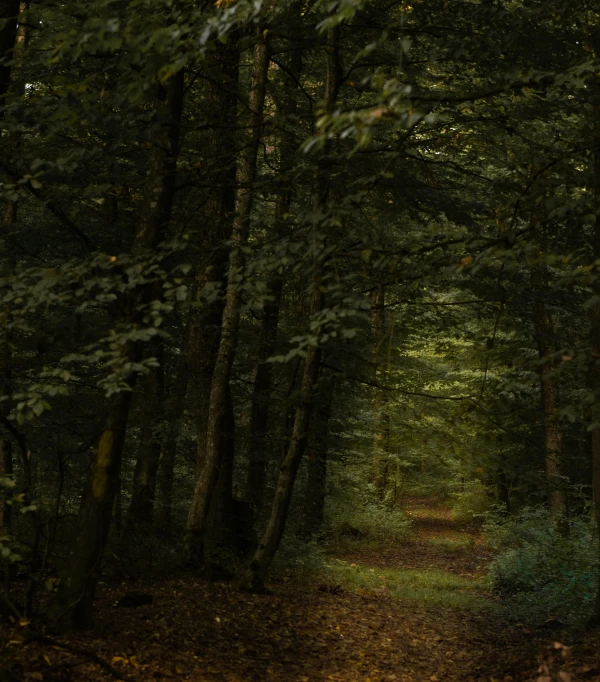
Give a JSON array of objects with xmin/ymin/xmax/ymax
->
[{"xmin": 0, "ymin": 0, "xmax": 598, "ymax": 631}]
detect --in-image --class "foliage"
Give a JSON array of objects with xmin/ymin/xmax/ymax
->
[
  {"xmin": 450, "ymin": 480, "xmax": 496, "ymax": 523},
  {"xmin": 485, "ymin": 506, "xmax": 599, "ymax": 626}
]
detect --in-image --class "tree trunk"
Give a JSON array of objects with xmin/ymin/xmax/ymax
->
[
  {"xmin": 50, "ymin": 70, "xmax": 185, "ymax": 629},
  {"xmin": 588, "ymin": 33, "xmax": 600, "ymax": 628},
  {"xmin": 246, "ymin": 50, "xmax": 302, "ymax": 512},
  {"xmin": 0, "ymin": 0, "xmax": 19, "ymax": 100},
  {"xmin": 303, "ymin": 384, "xmax": 332, "ymax": 537},
  {"xmin": 206, "ymin": 385, "xmax": 236, "ymax": 550},
  {"xmin": 187, "ymin": 40, "xmax": 239, "ymax": 479},
  {"xmin": 531, "ymin": 219, "xmax": 567, "ymax": 524},
  {"xmin": 240, "ymin": 25, "xmax": 341, "ymax": 592},
  {"xmin": 184, "ymin": 30, "xmax": 269, "ymax": 566},
  {"xmin": 156, "ymin": 365, "xmax": 189, "ymax": 532},
  {"xmin": 242, "ymin": 284, "xmax": 323, "ymax": 591},
  {"xmin": 370, "ymin": 284, "xmax": 391, "ymax": 500},
  {"xmin": 0, "ymin": 439, "xmax": 12, "ymax": 533},
  {"xmin": 127, "ymin": 339, "xmax": 165, "ymax": 528}
]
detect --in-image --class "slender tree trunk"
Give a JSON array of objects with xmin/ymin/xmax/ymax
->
[
  {"xmin": 588, "ymin": 34, "xmax": 600, "ymax": 628},
  {"xmin": 531, "ymin": 219, "xmax": 567, "ymax": 524},
  {"xmin": 246, "ymin": 50, "xmax": 302, "ymax": 512},
  {"xmin": 303, "ymin": 384, "xmax": 332, "ymax": 537},
  {"xmin": 0, "ymin": 0, "xmax": 19, "ymax": 100},
  {"xmin": 184, "ymin": 30, "xmax": 269, "ymax": 566},
  {"xmin": 127, "ymin": 339, "xmax": 165, "ymax": 528},
  {"xmin": 50, "ymin": 70, "xmax": 185, "ymax": 629},
  {"xmin": 370, "ymin": 284, "xmax": 391, "ymax": 500},
  {"xmin": 0, "ymin": 440, "xmax": 12, "ymax": 534},
  {"xmin": 497, "ymin": 468, "xmax": 510, "ymax": 514},
  {"xmin": 187, "ymin": 40, "xmax": 239, "ymax": 479},
  {"xmin": 156, "ymin": 365, "xmax": 189, "ymax": 532},
  {"xmin": 240, "ymin": 25, "xmax": 342, "ymax": 592},
  {"xmin": 0, "ymin": 0, "xmax": 26, "ymax": 521},
  {"xmin": 242, "ymin": 283, "xmax": 323, "ymax": 591},
  {"xmin": 206, "ymin": 386, "xmax": 236, "ymax": 549}
]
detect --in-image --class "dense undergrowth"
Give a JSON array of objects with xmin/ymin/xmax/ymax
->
[{"xmin": 484, "ymin": 506, "xmax": 599, "ymax": 626}]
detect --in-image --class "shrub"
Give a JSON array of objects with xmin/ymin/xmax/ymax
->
[
  {"xmin": 326, "ymin": 495, "xmax": 412, "ymax": 543},
  {"xmin": 484, "ymin": 506, "xmax": 599, "ymax": 626}
]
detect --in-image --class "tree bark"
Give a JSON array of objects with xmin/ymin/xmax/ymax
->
[
  {"xmin": 246, "ymin": 49, "xmax": 302, "ymax": 512},
  {"xmin": 50, "ymin": 69, "xmax": 185, "ymax": 629},
  {"xmin": 303, "ymin": 383, "xmax": 332, "ymax": 537},
  {"xmin": 241, "ymin": 282, "xmax": 323, "ymax": 591},
  {"xmin": 370, "ymin": 284, "xmax": 391, "ymax": 500},
  {"xmin": 127, "ymin": 339, "xmax": 165, "ymax": 528},
  {"xmin": 187, "ymin": 40, "xmax": 239, "ymax": 479},
  {"xmin": 588, "ymin": 32, "xmax": 600, "ymax": 628},
  {"xmin": 531, "ymin": 219, "xmax": 567, "ymax": 524},
  {"xmin": 0, "ymin": 0, "xmax": 20, "ymax": 101},
  {"xmin": 156, "ymin": 364, "xmax": 189, "ymax": 532},
  {"xmin": 184, "ymin": 30, "xmax": 269, "ymax": 566},
  {"xmin": 240, "ymin": 25, "xmax": 341, "ymax": 592}
]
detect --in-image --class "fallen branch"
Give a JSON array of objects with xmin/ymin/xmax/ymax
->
[{"xmin": 25, "ymin": 634, "xmax": 133, "ymax": 681}]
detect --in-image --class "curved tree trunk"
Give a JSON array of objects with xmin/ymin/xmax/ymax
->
[
  {"xmin": 184, "ymin": 30, "xmax": 269, "ymax": 566},
  {"xmin": 240, "ymin": 25, "xmax": 342, "ymax": 592}
]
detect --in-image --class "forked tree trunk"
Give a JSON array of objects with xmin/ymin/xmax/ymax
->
[
  {"xmin": 531, "ymin": 219, "xmax": 567, "ymax": 524},
  {"xmin": 240, "ymin": 25, "xmax": 342, "ymax": 592},
  {"xmin": 50, "ymin": 70, "xmax": 185, "ymax": 629},
  {"xmin": 370, "ymin": 284, "xmax": 391, "ymax": 499},
  {"xmin": 184, "ymin": 30, "xmax": 269, "ymax": 566}
]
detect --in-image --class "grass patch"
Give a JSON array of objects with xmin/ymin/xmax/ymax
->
[
  {"xmin": 320, "ymin": 559, "xmax": 492, "ymax": 610},
  {"xmin": 427, "ymin": 536, "xmax": 474, "ymax": 551}
]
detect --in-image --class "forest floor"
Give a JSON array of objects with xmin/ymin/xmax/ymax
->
[{"xmin": 4, "ymin": 497, "xmax": 600, "ymax": 681}]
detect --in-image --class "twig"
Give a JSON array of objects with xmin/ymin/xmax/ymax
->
[{"xmin": 25, "ymin": 634, "xmax": 133, "ymax": 681}]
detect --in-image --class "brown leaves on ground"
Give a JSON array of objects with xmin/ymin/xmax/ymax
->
[{"xmin": 3, "ymin": 498, "xmax": 600, "ymax": 681}]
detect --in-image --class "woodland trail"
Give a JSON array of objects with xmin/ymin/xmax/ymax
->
[{"xmin": 11, "ymin": 499, "xmax": 598, "ymax": 681}]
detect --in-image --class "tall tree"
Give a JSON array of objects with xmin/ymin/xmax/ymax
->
[{"xmin": 184, "ymin": 29, "xmax": 269, "ymax": 566}]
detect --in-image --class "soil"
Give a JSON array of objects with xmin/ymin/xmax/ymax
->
[{"xmin": 2, "ymin": 498, "xmax": 599, "ymax": 681}]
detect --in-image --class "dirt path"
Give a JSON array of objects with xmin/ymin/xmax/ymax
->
[{"xmin": 6, "ymin": 498, "xmax": 596, "ymax": 681}]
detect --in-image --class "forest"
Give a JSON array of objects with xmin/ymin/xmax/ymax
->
[{"xmin": 0, "ymin": 0, "xmax": 599, "ymax": 679}]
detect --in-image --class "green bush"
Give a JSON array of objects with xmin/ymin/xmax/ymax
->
[
  {"xmin": 484, "ymin": 506, "xmax": 599, "ymax": 625},
  {"xmin": 326, "ymin": 496, "xmax": 412, "ymax": 542}
]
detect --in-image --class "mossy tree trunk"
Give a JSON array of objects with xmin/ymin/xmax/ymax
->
[{"xmin": 50, "ymin": 69, "xmax": 185, "ymax": 629}]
